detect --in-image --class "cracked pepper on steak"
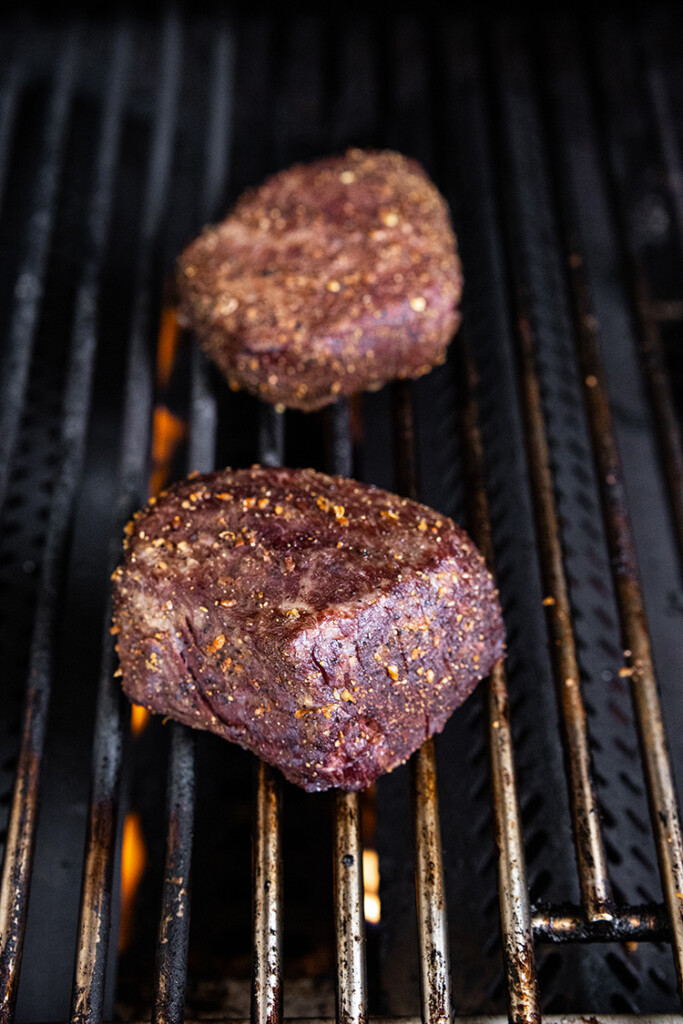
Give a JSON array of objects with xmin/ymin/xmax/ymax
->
[
  {"xmin": 177, "ymin": 149, "xmax": 463, "ymax": 411},
  {"xmin": 112, "ymin": 467, "xmax": 504, "ymax": 791}
]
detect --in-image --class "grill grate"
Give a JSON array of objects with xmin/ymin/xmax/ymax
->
[{"xmin": 1, "ymin": 7, "xmax": 683, "ymax": 1024}]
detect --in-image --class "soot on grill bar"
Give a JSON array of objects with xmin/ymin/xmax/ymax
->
[{"xmin": 1, "ymin": 6, "xmax": 683, "ymax": 1024}]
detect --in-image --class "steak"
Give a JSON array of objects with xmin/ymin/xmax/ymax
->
[
  {"xmin": 111, "ymin": 467, "xmax": 504, "ymax": 791},
  {"xmin": 177, "ymin": 149, "xmax": 463, "ymax": 412}
]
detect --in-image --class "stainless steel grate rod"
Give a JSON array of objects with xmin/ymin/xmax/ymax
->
[
  {"xmin": 325, "ymin": 400, "xmax": 368, "ymax": 1024},
  {"xmin": 456, "ymin": 343, "xmax": 540, "ymax": 1024},
  {"xmin": 152, "ymin": 17, "xmax": 233, "ymax": 1019},
  {"xmin": 391, "ymin": 383, "xmax": 452, "ymax": 1024},
  {"xmin": 252, "ymin": 404, "xmax": 285, "ymax": 1024},
  {"xmin": 515, "ymin": 308, "xmax": 614, "ymax": 924},
  {"xmin": 567, "ymin": 249, "xmax": 683, "ymax": 1005}
]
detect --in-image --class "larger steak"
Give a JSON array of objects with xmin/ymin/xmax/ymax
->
[
  {"xmin": 112, "ymin": 467, "xmax": 504, "ymax": 791},
  {"xmin": 177, "ymin": 149, "xmax": 463, "ymax": 411}
]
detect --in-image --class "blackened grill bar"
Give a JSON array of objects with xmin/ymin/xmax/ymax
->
[
  {"xmin": 0, "ymin": 25, "xmax": 132, "ymax": 1021},
  {"xmin": 69, "ymin": 15, "xmax": 185, "ymax": 1020},
  {"xmin": 1, "ymin": 9, "xmax": 683, "ymax": 1023},
  {"xmin": 152, "ymin": 348, "xmax": 217, "ymax": 1024}
]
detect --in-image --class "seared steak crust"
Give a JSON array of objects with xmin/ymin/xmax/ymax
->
[
  {"xmin": 177, "ymin": 149, "xmax": 463, "ymax": 411},
  {"xmin": 112, "ymin": 467, "xmax": 503, "ymax": 791}
]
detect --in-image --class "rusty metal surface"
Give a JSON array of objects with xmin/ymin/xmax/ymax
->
[
  {"xmin": 252, "ymin": 760, "xmax": 283, "ymax": 1024},
  {"xmin": 334, "ymin": 791, "xmax": 367, "ymax": 1024},
  {"xmin": 456, "ymin": 342, "xmax": 540, "ymax": 1024},
  {"xmin": 0, "ymin": 739, "xmax": 40, "ymax": 1022},
  {"xmin": 531, "ymin": 904, "xmax": 669, "ymax": 944},
  {"xmin": 566, "ymin": 254, "xmax": 683, "ymax": 1001},
  {"xmin": 516, "ymin": 312, "xmax": 614, "ymax": 923},
  {"xmin": 69, "ymin": 670, "xmax": 123, "ymax": 1024},
  {"xmin": 412, "ymin": 741, "xmax": 452, "ymax": 1024},
  {"xmin": 250, "ymin": 404, "xmax": 285, "ymax": 1024}
]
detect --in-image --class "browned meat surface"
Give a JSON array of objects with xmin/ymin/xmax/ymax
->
[
  {"xmin": 111, "ymin": 467, "xmax": 504, "ymax": 791},
  {"xmin": 177, "ymin": 149, "xmax": 462, "ymax": 411}
]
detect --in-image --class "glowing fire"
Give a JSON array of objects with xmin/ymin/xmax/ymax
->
[
  {"xmin": 363, "ymin": 848, "xmax": 381, "ymax": 924},
  {"xmin": 149, "ymin": 404, "xmax": 185, "ymax": 498},
  {"xmin": 119, "ymin": 812, "xmax": 147, "ymax": 952},
  {"xmin": 130, "ymin": 703, "xmax": 150, "ymax": 736},
  {"xmin": 156, "ymin": 305, "xmax": 181, "ymax": 389}
]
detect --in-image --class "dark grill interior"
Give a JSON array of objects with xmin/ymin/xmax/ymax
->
[{"xmin": 1, "ymin": 7, "xmax": 683, "ymax": 1023}]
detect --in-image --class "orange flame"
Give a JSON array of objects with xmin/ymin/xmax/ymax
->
[
  {"xmin": 156, "ymin": 305, "xmax": 181, "ymax": 390},
  {"xmin": 363, "ymin": 848, "xmax": 381, "ymax": 924},
  {"xmin": 130, "ymin": 703, "xmax": 150, "ymax": 737},
  {"xmin": 119, "ymin": 812, "xmax": 147, "ymax": 952},
  {"xmin": 149, "ymin": 405, "xmax": 185, "ymax": 498}
]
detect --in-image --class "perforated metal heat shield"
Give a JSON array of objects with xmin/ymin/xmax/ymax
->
[{"xmin": 1, "ymin": 7, "xmax": 683, "ymax": 1024}]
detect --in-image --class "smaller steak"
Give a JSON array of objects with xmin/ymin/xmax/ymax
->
[
  {"xmin": 112, "ymin": 467, "xmax": 504, "ymax": 791},
  {"xmin": 177, "ymin": 149, "xmax": 462, "ymax": 411}
]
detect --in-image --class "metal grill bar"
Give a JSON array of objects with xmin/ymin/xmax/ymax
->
[
  {"xmin": 0, "ymin": 29, "xmax": 120, "ymax": 1022},
  {"xmin": 567, "ymin": 245, "xmax": 683, "ymax": 1003},
  {"xmin": 411, "ymin": 740, "xmax": 451, "ymax": 1024},
  {"xmin": 64, "ymin": 23, "xmax": 131, "ymax": 1022},
  {"xmin": 153, "ymin": 15, "xmax": 233, "ymax": 1015},
  {"xmin": 324, "ymin": 400, "xmax": 368, "ymax": 1024},
  {"xmin": 531, "ymin": 904, "xmax": 669, "ymax": 944},
  {"xmin": 391, "ymin": 383, "xmax": 451, "ymax": 1024},
  {"xmin": 0, "ymin": 61, "xmax": 23, "ymax": 219},
  {"xmin": 488, "ymin": 13, "xmax": 683, "ymax": 1004},
  {"xmin": 252, "ymin": 758, "xmax": 283, "ymax": 1024},
  {"xmin": 455, "ymin": 344, "xmax": 539, "ymax": 1024},
  {"xmin": 252, "ymin": 405, "xmax": 284, "ymax": 1024},
  {"xmin": 334, "ymin": 790, "xmax": 367, "ymax": 1024},
  {"xmin": 589, "ymin": 27, "xmax": 683, "ymax": 575},
  {"xmin": 516, "ymin": 311, "xmax": 614, "ymax": 923},
  {"xmin": 69, "ymin": 16, "xmax": 182, "ymax": 1021},
  {"xmin": 49, "ymin": 1015, "xmax": 683, "ymax": 1024},
  {"xmin": 0, "ymin": 30, "xmax": 78, "ymax": 512},
  {"xmin": 152, "ymin": 346, "xmax": 215, "ymax": 1024},
  {"xmin": 539, "ymin": 16, "xmax": 683, "ymax": 996},
  {"xmin": 486, "ymin": 23, "xmax": 617, "ymax": 932},
  {"xmin": 153, "ymin": 724, "xmax": 196, "ymax": 1024}
]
